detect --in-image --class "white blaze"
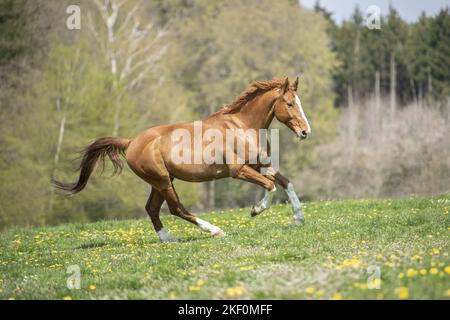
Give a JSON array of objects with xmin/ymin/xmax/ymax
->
[{"xmin": 294, "ymin": 94, "xmax": 311, "ymax": 134}]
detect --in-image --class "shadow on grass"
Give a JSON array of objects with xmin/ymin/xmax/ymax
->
[
  {"xmin": 76, "ymin": 241, "xmax": 108, "ymax": 249},
  {"xmin": 74, "ymin": 232, "xmax": 228, "ymax": 249}
]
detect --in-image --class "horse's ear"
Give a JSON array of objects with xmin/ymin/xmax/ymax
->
[
  {"xmin": 293, "ymin": 76, "xmax": 299, "ymax": 91},
  {"xmin": 281, "ymin": 77, "xmax": 290, "ymax": 94}
]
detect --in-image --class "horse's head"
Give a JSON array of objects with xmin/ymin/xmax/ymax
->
[{"xmin": 273, "ymin": 77, "xmax": 311, "ymax": 140}]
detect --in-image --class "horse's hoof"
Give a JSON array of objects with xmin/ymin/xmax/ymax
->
[
  {"xmin": 292, "ymin": 218, "xmax": 305, "ymax": 225},
  {"xmin": 160, "ymin": 236, "xmax": 180, "ymax": 243},
  {"xmin": 251, "ymin": 207, "xmax": 262, "ymax": 217},
  {"xmin": 212, "ymin": 230, "xmax": 226, "ymax": 238}
]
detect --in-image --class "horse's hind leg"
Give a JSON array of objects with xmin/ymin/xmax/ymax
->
[
  {"xmin": 160, "ymin": 179, "xmax": 225, "ymax": 238},
  {"xmin": 273, "ymin": 171, "xmax": 305, "ymax": 224},
  {"xmin": 145, "ymin": 188, "xmax": 179, "ymax": 242}
]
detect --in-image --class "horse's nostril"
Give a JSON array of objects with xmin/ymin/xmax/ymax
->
[{"xmin": 301, "ymin": 130, "xmax": 308, "ymax": 137}]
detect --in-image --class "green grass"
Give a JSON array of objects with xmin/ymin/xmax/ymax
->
[{"xmin": 1, "ymin": 196, "xmax": 449, "ymax": 300}]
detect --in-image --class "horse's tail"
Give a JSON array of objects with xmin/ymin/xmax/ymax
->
[{"xmin": 52, "ymin": 137, "xmax": 131, "ymax": 195}]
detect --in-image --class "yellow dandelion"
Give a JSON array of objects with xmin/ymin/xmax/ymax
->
[
  {"xmin": 305, "ymin": 287, "xmax": 315, "ymax": 294},
  {"xmin": 63, "ymin": 296, "xmax": 72, "ymax": 300},
  {"xmin": 445, "ymin": 289, "xmax": 450, "ymax": 297},
  {"xmin": 196, "ymin": 279, "xmax": 205, "ymax": 286},
  {"xmin": 369, "ymin": 279, "xmax": 381, "ymax": 288},
  {"xmin": 88, "ymin": 285, "xmax": 96, "ymax": 291},
  {"xmin": 398, "ymin": 272, "xmax": 405, "ymax": 279},
  {"xmin": 406, "ymin": 268, "xmax": 418, "ymax": 277},
  {"xmin": 432, "ymin": 248, "xmax": 440, "ymax": 255},
  {"xmin": 330, "ymin": 293, "xmax": 343, "ymax": 300},
  {"xmin": 189, "ymin": 286, "xmax": 201, "ymax": 292},
  {"xmin": 395, "ymin": 287, "xmax": 409, "ymax": 300},
  {"xmin": 419, "ymin": 269, "xmax": 427, "ymax": 276},
  {"xmin": 225, "ymin": 287, "xmax": 246, "ymax": 298},
  {"xmin": 444, "ymin": 266, "xmax": 450, "ymax": 275},
  {"xmin": 430, "ymin": 268, "xmax": 439, "ymax": 275}
]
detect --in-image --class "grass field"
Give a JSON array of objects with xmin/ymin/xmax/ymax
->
[{"xmin": 1, "ymin": 196, "xmax": 449, "ymax": 300}]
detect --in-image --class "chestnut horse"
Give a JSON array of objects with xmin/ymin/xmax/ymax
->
[{"xmin": 53, "ymin": 77, "xmax": 311, "ymax": 242}]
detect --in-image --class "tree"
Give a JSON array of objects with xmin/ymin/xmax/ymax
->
[{"xmin": 86, "ymin": 0, "xmax": 168, "ymax": 136}]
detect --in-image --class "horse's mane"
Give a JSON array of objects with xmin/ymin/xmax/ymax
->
[{"xmin": 214, "ymin": 78, "xmax": 286, "ymax": 115}]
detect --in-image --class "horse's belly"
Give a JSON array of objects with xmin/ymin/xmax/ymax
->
[{"xmin": 166, "ymin": 163, "xmax": 230, "ymax": 182}]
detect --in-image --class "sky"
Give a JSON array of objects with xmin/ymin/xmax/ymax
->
[{"xmin": 300, "ymin": 0, "xmax": 450, "ymax": 23}]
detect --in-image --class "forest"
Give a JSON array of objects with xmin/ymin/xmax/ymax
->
[{"xmin": 0, "ymin": 0, "xmax": 449, "ymax": 229}]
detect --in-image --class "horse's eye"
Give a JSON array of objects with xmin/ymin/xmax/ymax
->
[{"xmin": 287, "ymin": 102, "xmax": 293, "ymax": 107}]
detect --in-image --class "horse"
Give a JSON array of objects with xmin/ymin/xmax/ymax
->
[{"xmin": 53, "ymin": 77, "xmax": 311, "ymax": 242}]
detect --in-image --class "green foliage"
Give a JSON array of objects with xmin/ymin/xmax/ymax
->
[
  {"xmin": 0, "ymin": 196, "xmax": 449, "ymax": 299},
  {"xmin": 319, "ymin": 5, "xmax": 450, "ymax": 105},
  {"xmin": 0, "ymin": 0, "xmax": 30, "ymax": 64},
  {"xmin": 0, "ymin": 39, "xmax": 148, "ymax": 228}
]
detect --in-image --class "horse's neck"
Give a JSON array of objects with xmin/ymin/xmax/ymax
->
[{"xmin": 237, "ymin": 90, "xmax": 277, "ymax": 130}]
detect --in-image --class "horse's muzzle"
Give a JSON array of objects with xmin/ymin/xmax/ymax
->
[{"xmin": 297, "ymin": 130, "xmax": 308, "ymax": 140}]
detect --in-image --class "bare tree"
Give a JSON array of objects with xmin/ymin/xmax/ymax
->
[
  {"xmin": 49, "ymin": 47, "xmax": 83, "ymax": 212},
  {"xmin": 389, "ymin": 51, "xmax": 396, "ymax": 116},
  {"xmin": 87, "ymin": 0, "xmax": 168, "ymax": 136}
]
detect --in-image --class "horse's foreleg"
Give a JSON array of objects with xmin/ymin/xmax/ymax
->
[
  {"xmin": 160, "ymin": 180, "xmax": 225, "ymax": 238},
  {"xmin": 274, "ymin": 171, "xmax": 305, "ymax": 224},
  {"xmin": 232, "ymin": 165, "xmax": 276, "ymax": 217},
  {"xmin": 145, "ymin": 188, "xmax": 179, "ymax": 242}
]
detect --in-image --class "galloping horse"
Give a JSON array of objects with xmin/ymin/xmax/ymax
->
[{"xmin": 53, "ymin": 77, "xmax": 311, "ymax": 242}]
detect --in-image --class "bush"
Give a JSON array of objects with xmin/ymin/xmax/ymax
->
[{"xmin": 300, "ymin": 99, "xmax": 450, "ymax": 199}]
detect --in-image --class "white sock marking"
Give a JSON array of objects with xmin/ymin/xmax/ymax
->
[
  {"xmin": 157, "ymin": 228, "xmax": 178, "ymax": 242},
  {"xmin": 253, "ymin": 186, "xmax": 276, "ymax": 214},
  {"xmin": 196, "ymin": 218, "xmax": 221, "ymax": 234},
  {"xmin": 286, "ymin": 182, "xmax": 304, "ymax": 221}
]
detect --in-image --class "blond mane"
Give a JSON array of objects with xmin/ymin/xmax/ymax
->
[{"xmin": 215, "ymin": 78, "xmax": 286, "ymax": 115}]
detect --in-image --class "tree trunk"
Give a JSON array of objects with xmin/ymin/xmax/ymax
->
[
  {"xmin": 418, "ymin": 82, "xmax": 423, "ymax": 107},
  {"xmin": 374, "ymin": 71, "xmax": 381, "ymax": 141},
  {"xmin": 427, "ymin": 66, "xmax": 432, "ymax": 95},
  {"xmin": 389, "ymin": 51, "xmax": 396, "ymax": 116},
  {"xmin": 375, "ymin": 71, "xmax": 380, "ymax": 108},
  {"xmin": 347, "ymin": 84, "xmax": 354, "ymax": 109},
  {"xmin": 49, "ymin": 98, "xmax": 67, "ymax": 214},
  {"xmin": 204, "ymin": 181, "xmax": 215, "ymax": 211},
  {"xmin": 347, "ymin": 84, "xmax": 356, "ymax": 139},
  {"xmin": 410, "ymin": 78, "xmax": 417, "ymax": 104}
]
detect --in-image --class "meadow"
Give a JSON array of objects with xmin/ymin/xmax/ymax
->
[{"xmin": 0, "ymin": 196, "xmax": 449, "ymax": 300}]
